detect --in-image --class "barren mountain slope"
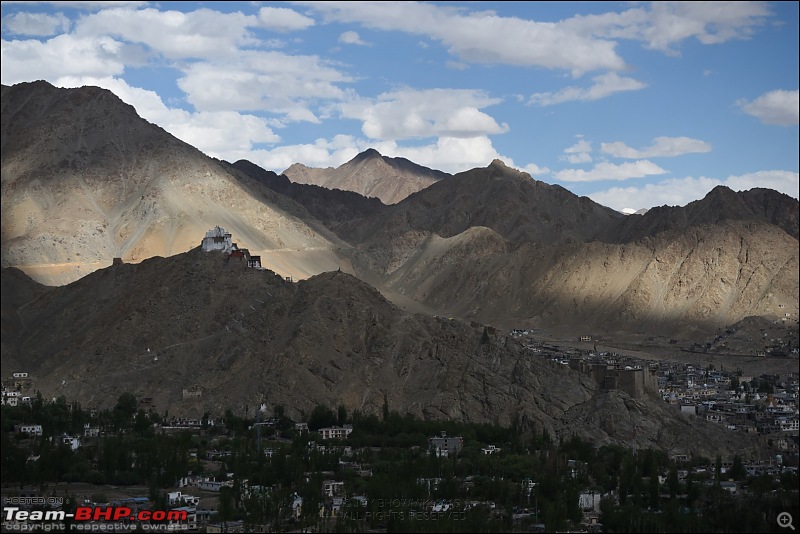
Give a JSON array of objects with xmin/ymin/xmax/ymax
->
[
  {"xmin": 343, "ymin": 220, "xmax": 799, "ymax": 338},
  {"xmin": 1, "ymin": 81, "xmax": 346, "ymax": 285},
  {"xmin": 0, "ymin": 250, "xmax": 761, "ymax": 458},
  {"xmin": 1, "ymin": 267, "xmax": 53, "ymax": 372},
  {"xmin": 283, "ymin": 148, "xmax": 450, "ymax": 205},
  {"xmin": 335, "ymin": 159, "xmax": 624, "ymax": 246},
  {"xmin": 604, "ymin": 185, "xmax": 799, "ymax": 243},
  {"xmin": 227, "ymin": 159, "xmax": 384, "ymax": 227}
]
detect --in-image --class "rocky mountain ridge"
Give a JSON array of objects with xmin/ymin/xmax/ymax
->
[
  {"xmin": 283, "ymin": 148, "xmax": 450, "ymax": 205},
  {"xmin": 0, "ymin": 250, "xmax": 760, "ymax": 458}
]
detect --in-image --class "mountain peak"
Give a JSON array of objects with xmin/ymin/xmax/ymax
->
[
  {"xmin": 706, "ymin": 185, "xmax": 736, "ymax": 197},
  {"xmin": 351, "ymin": 148, "xmax": 383, "ymax": 162}
]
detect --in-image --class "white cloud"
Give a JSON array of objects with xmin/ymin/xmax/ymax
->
[
  {"xmin": 2, "ymin": 12, "xmax": 71, "ymax": 36},
  {"xmin": 176, "ymin": 50, "xmax": 351, "ymax": 117},
  {"xmin": 303, "ymin": 2, "xmax": 626, "ymax": 76},
  {"xmin": 304, "ymin": 1, "xmax": 769, "ymax": 75},
  {"xmin": 529, "ymin": 72, "xmax": 646, "ymax": 106},
  {"xmin": 74, "ymin": 7, "xmax": 258, "ymax": 60},
  {"xmin": 601, "ymin": 136, "xmax": 712, "ymax": 158},
  {"xmin": 55, "ymin": 76, "xmax": 280, "ymax": 158},
  {"xmin": 643, "ymin": 2, "xmax": 770, "ymax": 50},
  {"xmin": 588, "ymin": 170, "xmax": 799, "ymax": 211},
  {"xmin": 522, "ymin": 163, "xmax": 550, "ymax": 176},
  {"xmin": 564, "ymin": 153, "xmax": 592, "ymax": 164},
  {"xmin": 257, "ymin": 6, "xmax": 315, "ymax": 31},
  {"xmin": 561, "ymin": 138, "xmax": 593, "ymax": 164},
  {"xmin": 241, "ymin": 135, "xmax": 509, "ymax": 175},
  {"xmin": 240, "ymin": 135, "xmax": 363, "ymax": 173},
  {"xmin": 371, "ymin": 136, "xmax": 510, "ymax": 174},
  {"xmin": 562, "ymin": 1, "xmax": 770, "ymax": 53},
  {"xmin": 724, "ymin": 170, "xmax": 800, "ymax": 197},
  {"xmin": 738, "ymin": 89, "xmax": 800, "ymax": 126},
  {"xmin": 339, "ymin": 88, "xmax": 508, "ymax": 141},
  {"xmin": 1, "ymin": 34, "xmax": 127, "ymax": 83},
  {"xmin": 338, "ymin": 30, "xmax": 368, "ymax": 45},
  {"xmin": 554, "ymin": 160, "xmax": 668, "ymax": 182}
]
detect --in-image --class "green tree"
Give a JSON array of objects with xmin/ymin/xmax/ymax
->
[
  {"xmin": 113, "ymin": 393, "xmax": 137, "ymax": 430},
  {"xmin": 731, "ymin": 454, "xmax": 745, "ymax": 481},
  {"xmin": 667, "ymin": 465, "xmax": 679, "ymax": 500},
  {"xmin": 308, "ymin": 405, "xmax": 336, "ymax": 431},
  {"xmin": 337, "ymin": 405, "xmax": 348, "ymax": 427},
  {"xmin": 218, "ymin": 486, "xmax": 236, "ymax": 522}
]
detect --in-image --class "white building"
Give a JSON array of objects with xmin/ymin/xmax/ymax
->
[
  {"xmin": 16, "ymin": 424, "xmax": 43, "ymax": 436},
  {"xmin": 323, "ymin": 480, "xmax": 345, "ymax": 497},
  {"xmin": 61, "ymin": 435, "xmax": 81, "ymax": 450},
  {"xmin": 201, "ymin": 226, "xmax": 234, "ymax": 252},
  {"xmin": 168, "ymin": 492, "xmax": 201, "ymax": 506},
  {"xmin": 319, "ymin": 425, "xmax": 353, "ymax": 440}
]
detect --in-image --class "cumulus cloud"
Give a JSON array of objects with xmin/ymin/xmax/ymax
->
[
  {"xmin": 561, "ymin": 138, "xmax": 593, "ymax": 164},
  {"xmin": 1, "ymin": 34, "xmax": 128, "ymax": 82},
  {"xmin": 554, "ymin": 160, "xmax": 668, "ymax": 182},
  {"xmin": 231, "ymin": 135, "xmax": 363, "ymax": 174},
  {"xmin": 303, "ymin": 2, "xmax": 626, "ymax": 76},
  {"xmin": 370, "ymin": 136, "xmax": 511, "ymax": 174},
  {"xmin": 588, "ymin": 170, "xmax": 799, "ymax": 211},
  {"xmin": 56, "ymin": 76, "xmax": 280, "ymax": 158},
  {"xmin": 176, "ymin": 51, "xmax": 350, "ymax": 117},
  {"xmin": 304, "ymin": 1, "xmax": 769, "ymax": 75},
  {"xmin": 73, "ymin": 7, "xmax": 258, "ymax": 60},
  {"xmin": 257, "ymin": 6, "xmax": 315, "ymax": 31},
  {"xmin": 242, "ymin": 135, "xmax": 509, "ymax": 175},
  {"xmin": 562, "ymin": 1, "xmax": 770, "ymax": 53},
  {"xmin": 738, "ymin": 89, "xmax": 800, "ymax": 126},
  {"xmin": 529, "ymin": 72, "xmax": 646, "ymax": 106},
  {"xmin": 2, "ymin": 12, "xmax": 71, "ymax": 36},
  {"xmin": 522, "ymin": 163, "xmax": 551, "ymax": 176},
  {"xmin": 338, "ymin": 31, "xmax": 368, "ymax": 45},
  {"xmin": 601, "ymin": 136, "xmax": 712, "ymax": 158},
  {"xmin": 338, "ymin": 88, "xmax": 508, "ymax": 141}
]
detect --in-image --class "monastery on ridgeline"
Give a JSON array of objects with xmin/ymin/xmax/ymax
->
[{"xmin": 201, "ymin": 226, "xmax": 261, "ymax": 269}]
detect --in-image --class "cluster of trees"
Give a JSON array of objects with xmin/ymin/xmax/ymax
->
[
  {"xmin": 3, "ymin": 396, "xmax": 798, "ymax": 533},
  {"xmin": 1, "ymin": 393, "xmax": 188, "ymax": 486}
]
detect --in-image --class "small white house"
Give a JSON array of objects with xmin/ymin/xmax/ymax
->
[
  {"xmin": 16, "ymin": 424, "xmax": 43, "ymax": 436},
  {"xmin": 168, "ymin": 492, "xmax": 201, "ymax": 506},
  {"xmin": 61, "ymin": 435, "xmax": 81, "ymax": 451},
  {"xmin": 319, "ymin": 425, "xmax": 353, "ymax": 440}
]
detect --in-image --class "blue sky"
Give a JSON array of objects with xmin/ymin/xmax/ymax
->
[{"xmin": 1, "ymin": 1, "xmax": 798, "ymax": 212}]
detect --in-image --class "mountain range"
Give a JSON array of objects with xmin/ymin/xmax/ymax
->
[{"xmin": 1, "ymin": 80, "xmax": 797, "ymax": 455}]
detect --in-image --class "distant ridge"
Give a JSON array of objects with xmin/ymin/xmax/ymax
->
[
  {"xmin": 2, "ymin": 80, "xmax": 797, "ymax": 341},
  {"xmin": 602, "ymin": 185, "xmax": 799, "ymax": 243},
  {"xmin": 283, "ymin": 148, "xmax": 450, "ymax": 204}
]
